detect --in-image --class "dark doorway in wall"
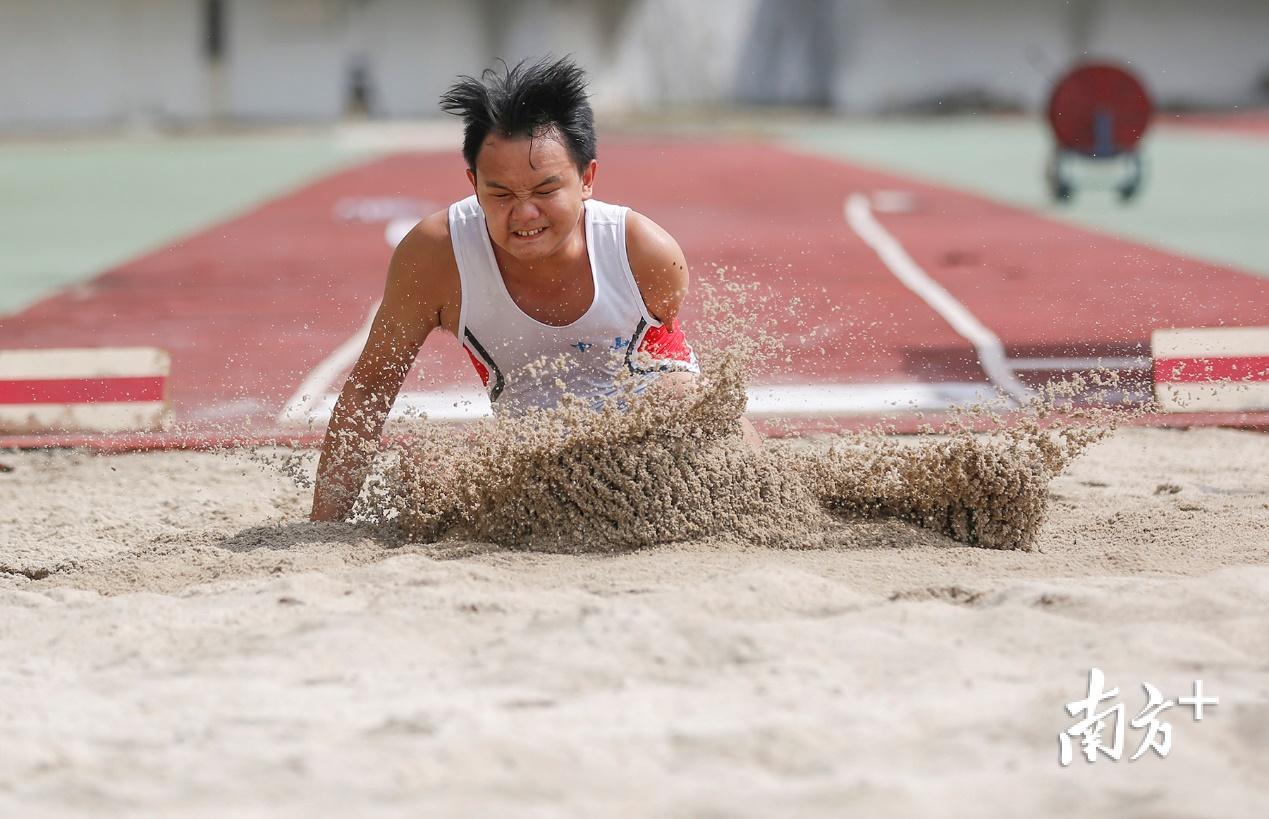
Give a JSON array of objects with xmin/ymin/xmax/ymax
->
[
  {"xmin": 204, "ymin": 0, "xmax": 225, "ymax": 63},
  {"xmin": 736, "ymin": 0, "xmax": 837, "ymax": 106},
  {"xmin": 346, "ymin": 60, "xmax": 374, "ymax": 117}
]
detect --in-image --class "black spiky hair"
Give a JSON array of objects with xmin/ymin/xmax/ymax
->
[{"xmin": 439, "ymin": 56, "xmax": 597, "ymax": 175}]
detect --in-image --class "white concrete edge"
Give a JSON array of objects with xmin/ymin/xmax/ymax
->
[
  {"xmin": 0, "ymin": 401, "xmax": 169, "ymax": 433},
  {"xmin": 1151, "ymin": 327, "xmax": 1269, "ymax": 359},
  {"xmin": 1154, "ymin": 381, "xmax": 1269, "ymax": 413},
  {"xmin": 0, "ymin": 347, "xmax": 169, "ymax": 378}
]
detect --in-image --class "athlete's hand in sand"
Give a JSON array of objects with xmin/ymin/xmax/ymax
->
[
  {"xmin": 625, "ymin": 211, "xmax": 766, "ymax": 450},
  {"xmin": 643, "ymin": 370, "xmax": 763, "ymax": 451},
  {"xmin": 311, "ymin": 214, "xmax": 460, "ymax": 521}
]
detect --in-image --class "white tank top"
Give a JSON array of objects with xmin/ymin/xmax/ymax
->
[{"xmin": 449, "ymin": 194, "xmax": 698, "ymax": 416}]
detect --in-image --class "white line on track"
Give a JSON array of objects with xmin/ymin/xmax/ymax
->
[
  {"xmin": 1009, "ymin": 356, "xmax": 1149, "ymax": 371},
  {"xmin": 284, "ymin": 381, "xmax": 1004, "ymax": 425},
  {"xmin": 844, "ymin": 193, "xmax": 1033, "ymax": 403},
  {"xmin": 277, "ymin": 307, "xmax": 1005, "ymax": 425},
  {"xmin": 278, "ymin": 301, "xmax": 380, "ymax": 424}
]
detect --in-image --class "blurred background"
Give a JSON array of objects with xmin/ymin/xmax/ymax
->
[
  {"xmin": 1, "ymin": 0, "xmax": 1267, "ymax": 442},
  {"xmin": 1, "ymin": 0, "xmax": 1267, "ymax": 131}
]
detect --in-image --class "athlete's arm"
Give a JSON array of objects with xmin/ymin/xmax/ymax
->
[
  {"xmin": 624, "ymin": 210, "xmax": 761, "ymax": 449},
  {"xmin": 310, "ymin": 212, "xmax": 459, "ymax": 521},
  {"xmin": 624, "ymin": 210, "xmax": 689, "ymax": 323}
]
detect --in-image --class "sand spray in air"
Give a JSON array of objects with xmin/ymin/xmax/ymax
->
[{"xmin": 337, "ymin": 274, "xmax": 1124, "ymax": 552}]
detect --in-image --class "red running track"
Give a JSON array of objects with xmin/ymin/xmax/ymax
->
[{"xmin": 1, "ymin": 139, "xmax": 1266, "ymax": 447}]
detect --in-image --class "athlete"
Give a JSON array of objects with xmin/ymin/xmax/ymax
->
[{"xmin": 311, "ymin": 57, "xmax": 740, "ymax": 522}]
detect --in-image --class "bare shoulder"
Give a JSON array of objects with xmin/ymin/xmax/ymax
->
[
  {"xmin": 624, "ymin": 209, "xmax": 689, "ymax": 323},
  {"xmin": 392, "ymin": 210, "xmax": 455, "ymax": 285},
  {"xmin": 382, "ymin": 209, "xmax": 461, "ymax": 334}
]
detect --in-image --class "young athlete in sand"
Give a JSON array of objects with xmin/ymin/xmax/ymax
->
[{"xmin": 311, "ymin": 57, "xmax": 750, "ymax": 522}]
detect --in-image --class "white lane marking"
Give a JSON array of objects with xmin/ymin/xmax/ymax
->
[
  {"xmin": 845, "ymin": 193, "xmax": 1033, "ymax": 403},
  {"xmin": 870, "ymin": 190, "xmax": 917, "ymax": 213},
  {"xmin": 385, "ymin": 217, "xmax": 419, "ymax": 248},
  {"xmin": 743, "ymin": 382, "xmax": 1000, "ymax": 416},
  {"xmin": 278, "ymin": 301, "xmax": 380, "ymax": 424},
  {"xmin": 285, "ymin": 382, "xmax": 1001, "ymax": 425},
  {"xmin": 1008, "ymin": 356, "xmax": 1149, "ymax": 371},
  {"xmin": 298, "ymin": 389, "xmax": 486, "ymax": 424},
  {"xmin": 334, "ymin": 197, "xmax": 432, "ymax": 223}
]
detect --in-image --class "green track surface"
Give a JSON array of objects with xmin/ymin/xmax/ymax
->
[
  {"xmin": 783, "ymin": 118, "xmax": 1269, "ymax": 278},
  {"xmin": 0, "ymin": 134, "xmax": 368, "ymax": 315}
]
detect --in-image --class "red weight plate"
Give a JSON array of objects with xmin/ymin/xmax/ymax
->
[{"xmin": 1048, "ymin": 63, "xmax": 1153, "ymax": 154}]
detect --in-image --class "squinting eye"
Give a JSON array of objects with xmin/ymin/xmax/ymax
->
[{"xmin": 536, "ymin": 190, "xmax": 559, "ymax": 197}]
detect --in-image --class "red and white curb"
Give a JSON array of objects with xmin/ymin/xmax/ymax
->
[
  {"xmin": 1153, "ymin": 327, "xmax": 1269, "ymax": 412},
  {"xmin": 0, "ymin": 347, "xmax": 170, "ymax": 433}
]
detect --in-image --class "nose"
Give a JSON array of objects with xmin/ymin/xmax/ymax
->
[{"xmin": 510, "ymin": 197, "xmax": 542, "ymax": 224}]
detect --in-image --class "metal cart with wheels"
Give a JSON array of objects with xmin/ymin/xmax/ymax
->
[{"xmin": 1046, "ymin": 63, "xmax": 1153, "ymax": 203}]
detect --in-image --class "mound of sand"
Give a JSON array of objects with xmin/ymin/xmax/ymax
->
[
  {"xmin": 1, "ymin": 426, "xmax": 1267, "ymax": 816},
  {"xmin": 389, "ymin": 346, "xmax": 1100, "ymax": 553}
]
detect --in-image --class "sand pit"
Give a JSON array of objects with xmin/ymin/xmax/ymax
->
[
  {"xmin": 384, "ymin": 341, "xmax": 1103, "ymax": 555},
  {"xmin": 2, "ymin": 423, "xmax": 1267, "ymax": 817}
]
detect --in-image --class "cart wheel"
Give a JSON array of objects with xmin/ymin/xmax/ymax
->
[
  {"xmin": 1048, "ymin": 173, "xmax": 1074, "ymax": 202},
  {"xmin": 1118, "ymin": 152, "xmax": 1143, "ymax": 203},
  {"xmin": 1046, "ymin": 156, "xmax": 1073, "ymax": 202}
]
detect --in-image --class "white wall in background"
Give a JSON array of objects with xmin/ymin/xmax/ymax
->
[
  {"xmin": 356, "ymin": 0, "xmax": 485, "ymax": 118},
  {"xmin": 219, "ymin": 0, "xmax": 638, "ymax": 122},
  {"xmin": 0, "ymin": 0, "xmax": 1266, "ymax": 130},
  {"xmin": 0, "ymin": 0, "xmax": 204, "ymax": 129},
  {"xmin": 829, "ymin": 0, "xmax": 1269, "ymax": 113},
  {"xmin": 224, "ymin": 0, "xmax": 348, "ymax": 120},
  {"xmin": 829, "ymin": 0, "xmax": 1073, "ymax": 112},
  {"xmin": 604, "ymin": 0, "xmax": 762, "ymax": 109},
  {"xmin": 1089, "ymin": 0, "xmax": 1269, "ymax": 108}
]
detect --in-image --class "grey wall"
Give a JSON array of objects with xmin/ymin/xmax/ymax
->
[
  {"xmin": 0, "ymin": 0, "xmax": 1266, "ymax": 131},
  {"xmin": 814, "ymin": 0, "xmax": 1269, "ymax": 112},
  {"xmin": 1089, "ymin": 0, "xmax": 1269, "ymax": 108},
  {"xmin": 825, "ymin": 0, "xmax": 1074, "ymax": 112},
  {"xmin": 0, "ymin": 0, "xmax": 205, "ymax": 129},
  {"xmin": 223, "ymin": 0, "xmax": 349, "ymax": 120}
]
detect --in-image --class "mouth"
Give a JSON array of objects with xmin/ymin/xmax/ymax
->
[{"xmin": 511, "ymin": 226, "xmax": 548, "ymax": 239}]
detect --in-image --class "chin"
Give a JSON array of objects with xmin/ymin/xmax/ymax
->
[{"xmin": 500, "ymin": 235, "xmax": 557, "ymax": 260}]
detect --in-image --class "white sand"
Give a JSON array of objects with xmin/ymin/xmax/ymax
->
[{"xmin": 1, "ymin": 427, "xmax": 1267, "ymax": 817}]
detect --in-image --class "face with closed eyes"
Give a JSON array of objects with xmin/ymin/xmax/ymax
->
[{"xmin": 467, "ymin": 130, "xmax": 597, "ymax": 263}]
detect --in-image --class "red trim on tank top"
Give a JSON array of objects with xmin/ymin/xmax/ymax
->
[
  {"xmin": 638, "ymin": 318, "xmax": 694, "ymax": 363},
  {"xmin": 466, "ymin": 349, "xmax": 491, "ymax": 386}
]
